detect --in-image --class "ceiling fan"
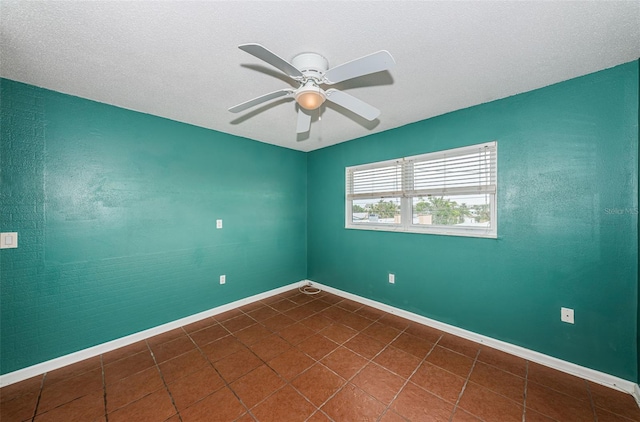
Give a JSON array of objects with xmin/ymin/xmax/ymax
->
[{"xmin": 228, "ymin": 43, "xmax": 396, "ymax": 134}]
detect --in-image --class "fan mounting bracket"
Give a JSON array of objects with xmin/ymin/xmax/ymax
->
[{"xmin": 291, "ymin": 52, "xmax": 329, "ymax": 82}]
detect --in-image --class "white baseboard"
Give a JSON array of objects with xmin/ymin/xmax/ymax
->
[
  {"xmin": 0, "ymin": 281, "xmax": 301, "ymax": 388},
  {"xmin": 301, "ymin": 280, "xmax": 640, "ymax": 399},
  {"xmin": 3, "ymin": 278, "xmax": 639, "ymax": 404}
]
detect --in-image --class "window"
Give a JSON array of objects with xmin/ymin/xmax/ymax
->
[{"xmin": 345, "ymin": 141, "xmax": 497, "ymax": 238}]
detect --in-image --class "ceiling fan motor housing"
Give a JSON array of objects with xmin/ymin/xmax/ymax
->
[{"xmin": 292, "ymin": 52, "xmax": 329, "ymax": 81}]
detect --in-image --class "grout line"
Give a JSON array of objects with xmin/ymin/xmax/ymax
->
[
  {"xmin": 585, "ymin": 378, "xmax": 598, "ymax": 422},
  {"xmin": 146, "ymin": 339, "xmax": 184, "ymax": 422},
  {"xmin": 29, "ymin": 373, "xmax": 45, "ymax": 422},
  {"xmin": 101, "ymin": 355, "xmax": 108, "ymax": 422},
  {"xmin": 449, "ymin": 348, "xmax": 481, "ymax": 422},
  {"xmin": 378, "ymin": 332, "xmax": 442, "ymax": 422}
]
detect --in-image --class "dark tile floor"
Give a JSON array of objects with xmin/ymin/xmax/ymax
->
[{"xmin": 1, "ymin": 288, "xmax": 639, "ymax": 421}]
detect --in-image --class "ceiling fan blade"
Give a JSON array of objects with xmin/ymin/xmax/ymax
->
[
  {"xmin": 228, "ymin": 89, "xmax": 293, "ymax": 113},
  {"xmin": 325, "ymin": 89, "xmax": 380, "ymax": 121},
  {"xmin": 238, "ymin": 43, "xmax": 303, "ymax": 79},
  {"xmin": 323, "ymin": 51, "xmax": 396, "ymax": 85},
  {"xmin": 296, "ymin": 108, "xmax": 312, "ymax": 133}
]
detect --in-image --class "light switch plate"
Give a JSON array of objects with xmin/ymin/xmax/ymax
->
[{"xmin": 0, "ymin": 232, "xmax": 18, "ymax": 249}]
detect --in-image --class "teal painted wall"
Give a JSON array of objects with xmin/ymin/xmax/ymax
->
[
  {"xmin": 307, "ymin": 62, "xmax": 639, "ymax": 381},
  {"xmin": 0, "ymin": 79, "xmax": 307, "ymax": 374}
]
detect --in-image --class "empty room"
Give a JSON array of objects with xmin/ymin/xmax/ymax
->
[{"xmin": 1, "ymin": 1, "xmax": 639, "ymax": 421}]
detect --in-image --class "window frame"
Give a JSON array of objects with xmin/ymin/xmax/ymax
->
[{"xmin": 345, "ymin": 141, "xmax": 497, "ymax": 239}]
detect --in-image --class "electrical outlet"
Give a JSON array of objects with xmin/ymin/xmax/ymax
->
[
  {"xmin": 561, "ymin": 307, "xmax": 574, "ymax": 324},
  {"xmin": 388, "ymin": 273, "xmax": 395, "ymax": 284},
  {"xmin": 216, "ymin": 219, "xmax": 223, "ymax": 229},
  {"xmin": 220, "ymin": 275, "xmax": 226, "ymax": 285}
]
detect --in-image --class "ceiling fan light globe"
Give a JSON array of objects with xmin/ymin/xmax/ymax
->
[{"xmin": 296, "ymin": 92, "xmax": 325, "ymax": 110}]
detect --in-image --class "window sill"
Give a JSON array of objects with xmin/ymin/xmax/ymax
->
[{"xmin": 345, "ymin": 224, "xmax": 497, "ymax": 239}]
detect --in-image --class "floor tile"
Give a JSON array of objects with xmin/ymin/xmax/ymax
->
[
  {"xmin": 267, "ymin": 348, "xmax": 315, "ymax": 381},
  {"xmin": 249, "ymin": 334, "xmax": 292, "ymax": 361},
  {"xmin": 344, "ymin": 333, "xmax": 386, "ymax": 359},
  {"xmin": 269, "ymin": 299, "xmax": 298, "ymax": 313},
  {"xmin": 589, "ymin": 381, "xmax": 640, "ymax": 420},
  {"xmin": 339, "ymin": 313, "xmax": 374, "ymax": 331},
  {"xmin": 410, "ymin": 362, "xmax": 466, "ymax": 404},
  {"xmin": 595, "ymin": 406, "xmax": 640, "ymax": 421},
  {"xmin": 246, "ymin": 305, "xmax": 279, "ymax": 322},
  {"xmin": 213, "ymin": 308, "xmax": 244, "ymax": 322},
  {"xmin": 0, "ymin": 375, "xmax": 43, "ymax": 404},
  {"xmin": 321, "ymin": 346, "xmax": 369, "ymax": 380},
  {"xmin": 213, "ymin": 347, "xmax": 263, "ymax": 383},
  {"xmin": 301, "ymin": 314, "xmax": 333, "ymax": 332},
  {"xmin": 166, "ymin": 365, "xmax": 225, "ymax": 411},
  {"xmin": 102, "ymin": 341, "xmax": 149, "ymax": 365},
  {"xmin": 391, "ymin": 332, "xmax": 434, "ymax": 359},
  {"xmin": 230, "ymin": 364, "xmax": 285, "ymax": 409},
  {"xmin": 528, "ymin": 361, "xmax": 590, "ymax": 401},
  {"xmin": 33, "ymin": 389, "xmax": 105, "ymax": 422},
  {"xmin": 354, "ymin": 305, "xmax": 386, "ymax": 321},
  {"xmin": 149, "ymin": 335, "xmax": 196, "ymax": 363},
  {"xmin": 103, "ymin": 350, "xmax": 156, "ymax": 384},
  {"xmin": 319, "ymin": 323, "xmax": 358, "ymax": 344},
  {"xmin": 158, "ymin": 348, "xmax": 209, "ymax": 384},
  {"xmin": 405, "ymin": 322, "xmax": 444, "ymax": 343},
  {"xmin": 377, "ymin": 314, "xmax": 411, "ymax": 331},
  {"xmin": 0, "ymin": 390, "xmax": 38, "ymax": 422},
  {"xmin": 379, "ymin": 409, "xmax": 409, "ymax": 422},
  {"xmin": 468, "ymin": 360, "xmax": 525, "ymax": 403},
  {"xmin": 451, "ymin": 408, "xmax": 483, "ymax": 421},
  {"xmin": 146, "ymin": 328, "xmax": 185, "ymax": 347},
  {"xmin": 108, "ymin": 388, "xmax": 176, "ymax": 422},
  {"xmin": 335, "ymin": 299, "xmax": 363, "ymax": 313},
  {"xmin": 180, "ymin": 387, "xmax": 245, "ymax": 422},
  {"xmin": 476, "ymin": 346, "xmax": 527, "ymax": 377},
  {"xmin": 284, "ymin": 304, "xmax": 316, "ymax": 321},
  {"xmin": 525, "ymin": 381, "xmax": 595, "ymax": 421},
  {"xmin": 106, "ymin": 366, "xmax": 164, "ymax": 413},
  {"xmin": 251, "ymin": 385, "xmax": 316, "ymax": 422},
  {"xmin": 199, "ymin": 335, "xmax": 245, "ymax": 363},
  {"xmin": 297, "ymin": 333, "xmax": 339, "ymax": 360},
  {"xmin": 322, "ymin": 383, "xmax": 386, "ymax": 422},
  {"xmin": 438, "ymin": 334, "xmax": 481, "ymax": 358},
  {"xmin": 374, "ymin": 346, "xmax": 422, "ymax": 379},
  {"xmin": 321, "ymin": 306, "xmax": 352, "ymax": 322},
  {"xmin": 220, "ymin": 314, "xmax": 256, "ymax": 333},
  {"xmin": 37, "ymin": 367, "xmax": 103, "ymax": 414},
  {"xmin": 42, "ymin": 356, "xmax": 101, "ymax": 387},
  {"xmin": 234, "ymin": 323, "xmax": 274, "ymax": 346},
  {"xmin": 277, "ymin": 322, "xmax": 316, "ymax": 345},
  {"xmin": 182, "ymin": 316, "xmax": 218, "ymax": 333},
  {"xmin": 307, "ymin": 410, "xmax": 333, "ymax": 421},
  {"xmin": 391, "ymin": 382, "xmax": 454, "ymax": 422},
  {"xmin": 261, "ymin": 313, "xmax": 296, "ymax": 331},
  {"xmin": 425, "ymin": 346, "xmax": 474, "ymax": 378},
  {"xmin": 351, "ymin": 362, "xmax": 405, "ymax": 405},
  {"xmin": 291, "ymin": 363, "xmax": 345, "ymax": 406},
  {"xmin": 458, "ymin": 381, "xmax": 523, "ymax": 421},
  {"xmin": 187, "ymin": 323, "xmax": 229, "ymax": 347},
  {"xmin": 361, "ymin": 322, "xmax": 401, "ymax": 344}
]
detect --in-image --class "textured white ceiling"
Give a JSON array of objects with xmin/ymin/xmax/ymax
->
[{"xmin": 1, "ymin": 1, "xmax": 638, "ymax": 152}]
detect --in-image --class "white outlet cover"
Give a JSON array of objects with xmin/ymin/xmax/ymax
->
[
  {"xmin": 0, "ymin": 232, "xmax": 18, "ymax": 249},
  {"xmin": 389, "ymin": 273, "xmax": 395, "ymax": 284},
  {"xmin": 561, "ymin": 307, "xmax": 574, "ymax": 324},
  {"xmin": 220, "ymin": 275, "xmax": 226, "ymax": 285},
  {"xmin": 216, "ymin": 219, "xmax": 223, "ymax": 229}
]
